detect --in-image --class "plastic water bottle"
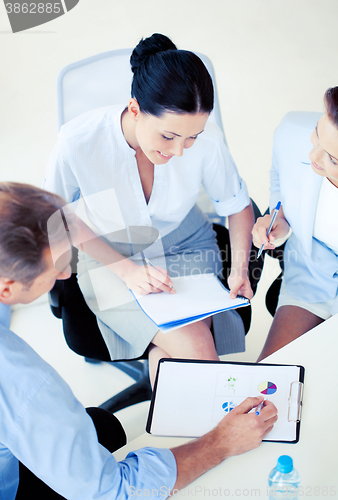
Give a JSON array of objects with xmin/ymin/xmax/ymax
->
[{"xmin": 268, "ymin": 455, "xmax": 300, "ymax": 499}]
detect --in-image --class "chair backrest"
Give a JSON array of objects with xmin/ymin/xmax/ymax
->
[
  {"xmin": 49, "ymin": 272, "xmax": 112, "ymax": 361},
  {"xmin": 56, "ymin": 48, "xmax": 225, "ymax": 139}
]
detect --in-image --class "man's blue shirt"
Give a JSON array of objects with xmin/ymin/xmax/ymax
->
[{"xmin": 0, "ymin": 324, "xmax": 176, "ymax": 499}]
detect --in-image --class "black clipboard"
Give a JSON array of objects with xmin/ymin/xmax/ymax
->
[{"xmin": 146, "ymin": 358, "xmax": 305, "ymax": 444}]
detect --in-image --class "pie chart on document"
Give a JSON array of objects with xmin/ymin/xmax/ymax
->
[{"xmin": 258, "ymin": 381, "xmax": 277, "ymax": 395}]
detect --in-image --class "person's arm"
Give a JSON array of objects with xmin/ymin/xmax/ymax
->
[
  {"xmin": 5, "ymin": 336, "xmax": 177, "ymax": 499},
  {"xmin": 75, "ymin": 218, "xmax": 174, "ymax": 295},
  {"xmin": 53, "ymin": 209, "xmax": 175, "ymax": 295},
  {"xmin": 227, "ymin": 202, "xmax": 255, "ymax": 299},
  {"xmin": 44, "ymin": 133, "xmax": 174, "ymax": 296},
  {"xmin": 199, "ymin": 125, "xmax": 254, "ymax": 299},
  {"xmin": 170, "ymin": 396, "xmax": 277, "ymax": 492}
]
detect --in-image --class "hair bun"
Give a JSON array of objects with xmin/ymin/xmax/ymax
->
[{"xmin": 130, "ymin": 33, "xmax": 177, "ymax": 73}]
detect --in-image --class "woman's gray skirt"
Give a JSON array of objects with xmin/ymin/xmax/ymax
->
[{"xmin": 77, "ymin": 205, "xmax": 245, "ymax": 360}]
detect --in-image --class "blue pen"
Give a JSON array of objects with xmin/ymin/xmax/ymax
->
[
  {"xmin": 255, "ymin": 401, "xmax": 264, "ymax": 415},
  {"xmin": 257, "ymin": 201, "xmax": 282, "ymax": 259}
]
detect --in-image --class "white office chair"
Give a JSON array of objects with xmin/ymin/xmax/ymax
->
[{"xmin": 56, "ymin": 48, "xmax": 224, "ymax": 135}]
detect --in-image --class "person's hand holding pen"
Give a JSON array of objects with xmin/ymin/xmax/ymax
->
[
  {"xmin": 113, "ymin": 255, "xmax": 176, "ymax": 295},
  {"xmin": 211, "ymin": 396, "xmax": 277, "ymax": 458},
  {"xmin": 143, "ymin": 255, "xmax": 176, "ymax": 293},
  {"xmin": 252, "ymin": 202, "xmax": 290, "ymax": 254},
  {"xmin": 66, "ymin": 214, "xmax": 175, "ymax": 295}
]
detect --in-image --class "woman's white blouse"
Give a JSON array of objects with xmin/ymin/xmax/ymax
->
[
  {"xmin": 43, "ymin": 105, "xmax": 250, "ymax": 239},
  {"xmin": 313, "ymin": 177, "xmax": 338, "ymax": 255}
]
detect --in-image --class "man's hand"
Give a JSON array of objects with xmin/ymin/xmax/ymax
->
[
  {"xmin": 214, "ymin": 396, "xmax": 278, "ymax": 459},
  {"xmin": 170, "ymin": 397, "xmax": 277, "ymax": 492}
]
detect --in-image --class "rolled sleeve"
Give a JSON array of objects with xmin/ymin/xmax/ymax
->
[
  {"xmin": 210, "ymin": 178, "xmax": 250, "ymax": 216},
  {"xmin": 201, "ymin": 124, "xmax": 250, "ymax": 217},
  {"xmin": 118, "ymin": 448, "xmax": 177, "ymax": 498}
]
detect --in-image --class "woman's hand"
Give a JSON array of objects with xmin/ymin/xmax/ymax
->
[
  {"xmin": 252, "ymin": 213, "xmax": 290, "ymax": 251},
  {"xmin": 71, "ymin": 216, "xmax": 175, "ymax": 295},
  {"xmin": 114, "ymin": 259, "xmax": 176, "ymax": 295},
  {"xmin": 228, "ymin": 269, "xmax": 253, "ymax": 300},
  {"xmin": 227, "ymin": 204, "xmax": 255, "ymax": 300}
]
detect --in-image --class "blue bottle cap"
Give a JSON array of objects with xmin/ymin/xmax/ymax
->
[{"xmin": 276, "ymin": 455, "xmax": 293, "ymax": 473}]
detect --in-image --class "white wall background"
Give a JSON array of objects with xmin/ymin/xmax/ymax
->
[{"xmin": 1, "ymin": 0, "xmax": 338, "ymax": 212}]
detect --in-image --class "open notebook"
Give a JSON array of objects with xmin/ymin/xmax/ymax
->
[
  {"xmin": 147, "ymin": 359, "xmax": 304, "ymax": 443},
  {"xmin": 131, "ymin": 273, "xmax": 249, "ymax": 332}
]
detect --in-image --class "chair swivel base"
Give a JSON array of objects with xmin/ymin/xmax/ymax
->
[{"xmin": 99, "ymin": 375, "xmax": 152, "ymax": 414}]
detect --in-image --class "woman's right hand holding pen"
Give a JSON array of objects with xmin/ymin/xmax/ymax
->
[
  {"xmin": 252, "ymin": 205, "xmax": 290, "ymax": 251},
  {"xmin": 78, "ymin": 235, "xmax": 174, "ymax": 295},
  {"xmin": 71, "ymin": 215, "xmax": 175, "ymax": 295},
  {"xmin": 112, "ymin": 258, "xmax": 176, "ymax": 295}
]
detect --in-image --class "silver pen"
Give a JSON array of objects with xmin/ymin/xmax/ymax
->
[
  {"xmin": 143, "ymin": 254, "xmax": 175, "ymax": 292},
  {"xmin": 255, "ymin": 401, "xmax": 264, "ymax": 415},
  {"xmin": 257, "ymin": 201, "xmax": 282, "ymax": 259}
]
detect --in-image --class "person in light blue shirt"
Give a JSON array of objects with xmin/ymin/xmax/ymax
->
[
  {"xmin": 252, "ymin": 87, "xmax": 338, "ymax": 361},
  {"xmin": 0, "ymin": 182, "xmax": 277, "ymax": 499}
]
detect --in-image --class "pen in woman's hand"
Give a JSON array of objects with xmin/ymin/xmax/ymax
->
[
  {"xmin": 257, "ymin": 201, "xmax": 282, "ymax": 259},
  {"xmin": 143, "ymin": 255, "xmax": 176, "ymax": 292}
]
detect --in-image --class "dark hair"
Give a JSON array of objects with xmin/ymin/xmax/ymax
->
[
  {"xmin": 130, "ymin": 33, "xmax": 214, "ymax": 116},
  {"xmin": 0, "ymin": 182, "xmax": 65, "ymax": 286},
  {"xmin": 324, "ymin": 87, "xmax": 338, "ymax": 128}
]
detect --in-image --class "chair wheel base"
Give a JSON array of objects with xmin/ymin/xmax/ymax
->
[{"xmin": 99, "ymin": 377, "xmax": 152, "ymax": 414}]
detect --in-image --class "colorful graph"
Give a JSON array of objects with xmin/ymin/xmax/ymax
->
[
  {"xmin": 258, "ymin": 381, "xmax": 277, "ymax": 395},
  {"xmin": 222, "ymin": 401, "xmax": 236, "ymax": 413}
]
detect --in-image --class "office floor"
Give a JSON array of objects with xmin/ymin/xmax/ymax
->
[{"xmin": 10, "ymin": 253, "xmax": 281, "ymax": 442}]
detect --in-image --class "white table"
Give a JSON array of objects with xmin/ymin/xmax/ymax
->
[{"xmin": 114, "ymin": 314, "xmax": 338, "ymax": 499}]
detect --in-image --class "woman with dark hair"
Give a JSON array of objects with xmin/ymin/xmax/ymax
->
[
  {"xmin": 44, "ymin": 34, "xmax": 255, "ymax": 383},
  {"xmin": 253, "ymin": 87, "xmax": 338, "ymax": 361}
]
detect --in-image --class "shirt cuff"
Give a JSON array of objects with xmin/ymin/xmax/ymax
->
[
  {"xmin": 123, "ymin": 447, "xmax": 177, "ymax": 498},
  {"xmin": 210, "ymin": 180, "xmax": 250, "ymax": 217}
]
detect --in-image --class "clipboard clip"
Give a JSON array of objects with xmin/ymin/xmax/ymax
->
[{"xmin": 287, "ymin": 381, "xmax": 304, "ymax": 422}]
